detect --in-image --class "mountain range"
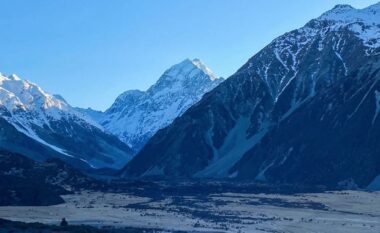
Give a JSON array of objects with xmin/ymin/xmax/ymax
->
[
  {"xmin": 0, "ymin": 59, "xmax": 222, "ymax": 171},
  {"xmin": 1, "ymin": 3, "xmax": 380, "ymax": 191},
  {"xmin": 121, "ymin": 3, "xmax": 380, "ymax": 189}
]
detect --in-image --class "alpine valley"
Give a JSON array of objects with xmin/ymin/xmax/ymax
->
[{"xmin": 2, "ymin": 3, "xmax": 380, "ymax": 233}]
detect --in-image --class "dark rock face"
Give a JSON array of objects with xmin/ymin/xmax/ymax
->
[
  {"xmin": 122, "ymin": 4, "xmax": 380, "ymax": 188},
  {"xmin": 0, "ymin": 150, "xmax": 105, "ymax": 206},
  {"xmin": 233, "ymin": 61, "xmax": 380, "ymax": 188},
  {"xmin": 0, "ymin": 150, "xmax": 66, "ymax": 206}
]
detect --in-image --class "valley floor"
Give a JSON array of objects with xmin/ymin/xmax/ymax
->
[{"xmin": 0, "ymin": 184, "xmax": 379, "ymax": 233}]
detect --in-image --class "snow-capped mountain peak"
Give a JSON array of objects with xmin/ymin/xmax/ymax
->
[
  {"xmin": 319, "ymin": 3, "xmax": 379, "ymax": 24},
  {"xmin": 192, "ymin": 58, "xmax": 219, "ymax": 81},
  {"xmin": 238, "ymin": 2, "xmax": 380, "ymax": 101},
  {"xmin": 0, "ymin": 74, "xmax": 69, "ymax": 115},
  {"xmin": 106, "ymin": 90, "xmax": 144, "ymax": 115},
  {"xmin": 0, "ymin": 72, "xmax": 95, "ymax": 134},
  {"xmin": 8, "ymin": 74, "xmax": 21, "ymax": 81},
  {"xmin": 158, "ymin": 58, "xmax": 220, "ymax": 84},
  {"xmin": 329, "ymin": 4, "xmax": 354, "ymax": 12},
  {"xmin": 317, "ymin": 2, "xmax": 380, "ymax": 50},
  {"xmin": 0, "ymin": 73, "xmax": 133, "ymax": 169},
  {"xmin": 88, "ymin": 58, "xmax": 224, "ymax": 151}
]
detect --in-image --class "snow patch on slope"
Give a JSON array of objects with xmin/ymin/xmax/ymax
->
[
  {"xmin": 368, "ymin": 174, "xmax": 380, "ymax": 190},
  {"xmin": 195, "ymin": 117, "xmax": 271, "ymax": 178},
  {"xmin": 8, "ymin": 118, "xmax": 73, "ymax": 158},
  {"xmin": 372, "ymin": 90, "xmax": 380, "ymax": 124}
]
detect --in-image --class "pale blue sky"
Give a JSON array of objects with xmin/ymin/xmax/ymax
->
[{"xmin": 0, "ymin": 0, "xmax": 378, "ymax": 110}]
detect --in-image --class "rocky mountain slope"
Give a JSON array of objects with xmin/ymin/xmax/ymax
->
[
  {"xmin": 122, "ymin": 3, "xmax": 380, "ymax": 189},
  {"xmin": 0, "ymin": 74, "xmax": 133, "ymax": 170}
]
